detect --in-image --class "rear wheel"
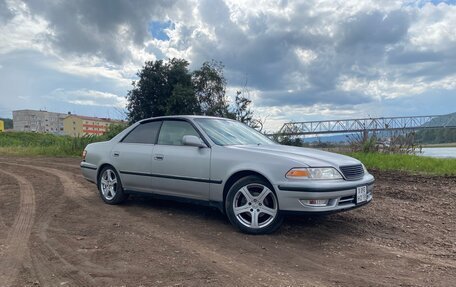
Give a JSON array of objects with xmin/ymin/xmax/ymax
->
[
  {"xmin": 98, "ymin": 166, "xmax": 128, "ymax": 204},
  {"xmin": 226, "ymin": 176, "xmax": 283, "ymax": 234}
]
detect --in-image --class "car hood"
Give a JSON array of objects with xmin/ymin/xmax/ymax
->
[{"xmin": 226, "ymin": 144, "xmax": 361, "ymax": 168}]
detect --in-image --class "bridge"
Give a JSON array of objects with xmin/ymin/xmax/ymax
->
[{"xmin": 275, "ymin": 114, "xmax": 456, "ymax": 136}]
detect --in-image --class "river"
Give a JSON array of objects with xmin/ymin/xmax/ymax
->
[{"xmin": 418, "ymin": 147, "xmax": 456, "ymax": 159}]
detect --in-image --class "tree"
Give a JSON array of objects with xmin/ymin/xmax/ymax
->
[
  {"xmin": 126, "ymin": 60, "xmax": 169, "ymax": 123},
  {"xmin": 166, "ymin": 83, "xmax": 200, "ymax": 115},
  {"xmin": 0, "ymin": 118, "xmax": 13, "ymax": 129},
  {"xmin": 271, "ymin": 121, "xmax": 303, "ymax": 146},
  {"xmin": 233, "ymin": 90, "xmax": 253, "ymax": 123},
  {"xmin": 192, "ymin": 60, "xmax": 232, "ymax": 118},
  {"xmin": 127, "ymin": 58, "xmax": 264, "ymax": 126},
  {"xmin": 165, "ymin": 59, "xmax": 200, "ymax": 115},
  {"xmin": 231, "ymin": 79, "xmax": 264, "ymax": 131},
  {"xmin": 126, "ymin": 58, "xmax": 198, "ymax": 123}
]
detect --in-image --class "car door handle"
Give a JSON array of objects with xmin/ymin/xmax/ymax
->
[
  {"xmin": 154, "ymin": 154, "xmax": 164, "ymax": 160},
  {"xmin": 113, "ymin": 152, "xmax": 120, "ymax": 157}
]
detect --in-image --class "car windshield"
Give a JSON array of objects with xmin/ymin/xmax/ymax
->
[{"xmin": 195, "ymin": 118, "xmax": 275, "ymax": 146}]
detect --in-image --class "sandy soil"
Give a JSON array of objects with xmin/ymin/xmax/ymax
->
[{"xmin": 0, "ymin": 156, "xmax": 454, "ymax": 287}]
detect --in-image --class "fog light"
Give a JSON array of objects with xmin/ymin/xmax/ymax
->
[{"xmin": 301, "ymin": 199, "xmax": 329, "ymax": 207}]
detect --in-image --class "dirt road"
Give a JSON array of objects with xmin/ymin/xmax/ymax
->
[{"xmin": 0, "ymin": 157, "xmax": 455, "ymax": 286}]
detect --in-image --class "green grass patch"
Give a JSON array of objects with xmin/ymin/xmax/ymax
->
[
  {"xmin": 0, "ymin": 125, "xmax": 126, "ymax": 157},
  {"xmin": 0, "ymin": 146, "xmax": 78, "ymax": 157},
  {"xmin": 349, "ymin": 152, "xmax": 456, "ymax": 176},
  {"xmin": 0, "ymin": 132, "xmax": 99, "ymax": 156}
]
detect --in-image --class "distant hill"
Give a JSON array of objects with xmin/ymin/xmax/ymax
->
[
  {"xmin": 0, "ymin": 118, "xmax": 13, "ymax": 129},
  {"xmin": 417, "ymin": 112, "xmax": 456, "ymax": 144},
  {"xmin": 422, "ymin": 112, "xmax": 456, "ymax": 127}
]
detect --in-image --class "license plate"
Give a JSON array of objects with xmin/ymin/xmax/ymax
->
[{"xmin": 356, "ymin": 186, "xmax": 367, "ymax": 204}]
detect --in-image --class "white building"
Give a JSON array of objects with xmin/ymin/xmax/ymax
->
[{"xmin": 13, "ymin": 109, "xmax": 68, "ymax": 135}]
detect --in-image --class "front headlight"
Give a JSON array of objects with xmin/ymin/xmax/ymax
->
[{"xmin": 286, "ymin": 167, "xmax": 342, "ymax": 180}]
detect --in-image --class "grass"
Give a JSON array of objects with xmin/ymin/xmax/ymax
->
[
  {"xmin": 0, "ymin": 125, "xmax": 125, "ymax": 157},
  {"xmin": 349, "ymin": 152, "xmax": 456, "ymax": 176},
  {"xmin": 0, "ymin": 132, "xmax": 99, "ymax": 157},
  {"xmin": 0, "ymin": 146, "xmax": 79, "ymax": 157}
]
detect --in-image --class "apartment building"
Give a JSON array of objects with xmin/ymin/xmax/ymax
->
[
  {"xmin": 12, "ymin": 109, "xmax": 124, "ymax": 137},
  {"xmin": 13, "ymin": 109, "xmax": 67, "ymax": 135},
  {"xmin": 63, "ymin": 114, "xmax": 123, "ymax": 137}
]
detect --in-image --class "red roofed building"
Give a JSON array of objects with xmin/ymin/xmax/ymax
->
[{"xmin": 63, "ymin": 114, "xmax": 124, "ymax": 137}]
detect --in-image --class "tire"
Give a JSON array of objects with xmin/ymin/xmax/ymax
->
[
  {"xmin": 97, "ymin": 166, "xmax": 128, "ymax": 205},
  {"xmin": 226, "ymin": 176, "xmax": 283, "ymax": 234}
]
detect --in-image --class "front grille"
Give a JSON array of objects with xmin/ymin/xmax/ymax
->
[{"xmin": 339, "ymin": 164, "xmax": 364, "ymax": 180}]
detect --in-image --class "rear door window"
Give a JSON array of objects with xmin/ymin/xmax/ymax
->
[{"xmin": 121, "ymin": 121, "xmax": 162, "ymax": 144}]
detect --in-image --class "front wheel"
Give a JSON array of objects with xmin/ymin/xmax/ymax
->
[
  {"xmin": 226, "ymin": 176, "xmax": 283, "ymax": 234},
  {"xmin": 98, "ymin": 166, "xmax": 128, "ymax": 204}
]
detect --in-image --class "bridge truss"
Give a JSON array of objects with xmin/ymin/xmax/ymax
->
[{"xmin": 276, "ymin": 115, "xmax": 456, "ymax": 136}]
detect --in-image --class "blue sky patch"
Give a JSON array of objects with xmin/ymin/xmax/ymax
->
[
  {"xmin": 417, "ymin": 0, "xmax": 456, "ymax": 6},
  {"xmin": 148, "ymin": 20, "xmax": 174, "ymax": 41}
]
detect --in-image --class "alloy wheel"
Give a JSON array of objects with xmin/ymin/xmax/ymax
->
[
  {"xmin": 232, "ymin": 183, "xmax": 278, "ymax": 229},
  {"xmin": 100, "ymin": 169, "xmax": 118, "ymax": 200}
]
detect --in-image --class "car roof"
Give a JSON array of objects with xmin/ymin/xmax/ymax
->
[{"xmin": 139, "ymin": 115, "xmax": 231, "ymax": 123}]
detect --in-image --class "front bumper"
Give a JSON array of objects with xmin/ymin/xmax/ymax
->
[{"xmin": 274, "ymin": 173, "xmax": 374, "ymax": 213}]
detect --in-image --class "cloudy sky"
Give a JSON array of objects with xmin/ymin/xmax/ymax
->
[{"xmin": 0, "ymin": 0, "xmax": 455, "ymax": 131}]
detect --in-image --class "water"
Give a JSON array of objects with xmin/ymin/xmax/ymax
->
[{"xmin": 418, "ymin": 147, "xmax": 456, "ymax": 159}]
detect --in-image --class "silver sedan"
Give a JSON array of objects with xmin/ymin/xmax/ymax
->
[{"xmin": 81, "ymin": 116, "xmax": 374, "ymax": 234}]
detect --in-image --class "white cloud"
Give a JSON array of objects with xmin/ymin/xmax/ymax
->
[
  {"xmin": 48, "ymin": 57, "xmax": 133, "ymax": 88},
  {"xmin": 408, "ymin": 2, "xmax": 456, "ymax": 49},
  {"xmin": 0, "ymin": 0, "xmax": 51, "ymax": 55},
  {"xmin": 338, "ymin": 74, "xmax": 456, "ymax": 99},
  {"xmin": 295, "ymin": 48, "xmax": 318, "ymax": 65},
  {"xmin": 50, "ymin": 88, "xmax": 127, "ymax": 109}
]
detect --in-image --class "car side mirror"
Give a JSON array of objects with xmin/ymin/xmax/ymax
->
[{"xmin": 182, "ymin": 135, "xmax": 207, "ymax": 148}]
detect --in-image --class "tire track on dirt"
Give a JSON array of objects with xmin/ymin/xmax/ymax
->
[
  {"xmin": 0, "ymin": 170, "xmax": 36, "ymax": 287},
  {"xmin": 0, "ymin": 176, "xmax": 16, "ymax": 231},
  {"xmin": 5, "ymin": 163, "xmax": 283, "ymax": 285},
  {"xmin": 5, "ymin": 158, "xmax": 80, "ymax": 170},
  {"xmin": 0, "ymin": 163, "xmax": 107, "ymax": 286},
  {"xmin": 0, "ymin": 162, "xmax": 94, "ymax": 204},
  {"xmin": 5, "ymin": 163, "xmax": 251, "ymax": 286},
  {"xmin": 30, "ymin": 221, "xmax": 98, "ymax": 286},
  {"xmin": 29, "ymin": 194, "xmax": 99, "ymax": 286},
  {"xmin": 41, "ymin": 167, "xmax": 277, "ymax": 285},
  {"xmin": 2, "ymin": 161, "xmax": 328, "ymax": 284}
]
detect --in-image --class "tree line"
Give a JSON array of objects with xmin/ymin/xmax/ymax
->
[
  {"xmin": 126, "ymin": 58, "xmax": 259, "ymax": 129},
  {"xmin": 0, "ymin": 118, "xmax": 13, "ymax": 129},
  {"xmin": 415, "ymin": 128, "xmax": 456, "ymax": 144}
]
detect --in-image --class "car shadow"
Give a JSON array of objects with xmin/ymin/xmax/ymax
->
[
  {"xmin": 124, "ymin": 194, "xmax": 376, "ymax": 238},
  {"xmin": 123, "ymin": 194, "xmax": 229, "ymax": 224}
]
